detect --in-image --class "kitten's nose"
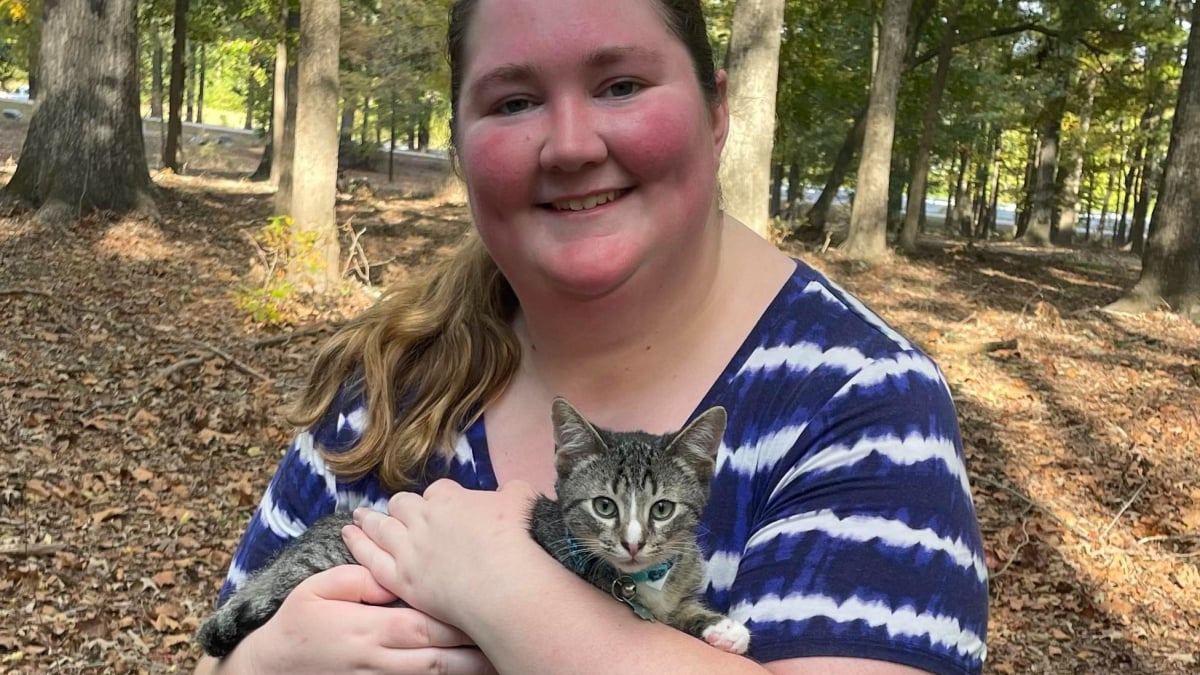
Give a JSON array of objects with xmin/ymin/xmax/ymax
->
[{"xmin": 625, "ymin": 541, "xmax": 642, "ymax": 558}]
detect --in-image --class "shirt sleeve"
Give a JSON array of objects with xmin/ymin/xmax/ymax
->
[
  {"xmin": 215, "ymin": 388, "xmax": 375, "ymax": 606},
  {"xmin": 729, "ymin": 350, "xmax": 988, "ymax": 673}
]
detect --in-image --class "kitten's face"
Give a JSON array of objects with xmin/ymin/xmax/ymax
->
[{"xmin": 551, "ymin": 399, "xmax": 726, "ymax": 573}]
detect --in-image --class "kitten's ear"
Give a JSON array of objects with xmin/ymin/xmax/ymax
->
[
  {"xmin": 666, "ymin": 406, "xmax": 727, "ymax": 483},
  {"xmin": 551, "ymin": 397, "xmax": 606, "ymax": 471}
]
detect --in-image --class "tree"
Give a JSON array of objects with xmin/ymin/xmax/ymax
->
[
  {"xmin": 1106, "ymin": 2, "xmax": 1200, "ymax": 323},
  {"xmin": 163, "ymin": 0, "xmax": 188, "ymax": 172},
  {"xmin": 286, "ymin": 0, "xmax": 340, "ymax": 291},
  {"xmin": 718, "ymin": 0, "xmax": 786, "ymax": 240},
  {"xmin": 841, "ymin": 0, "xmax": 913, "ymax": 260},
  {"xmin": 3, "ymin": 0, "xmax": 155, "ymax": 224},
  {"xmin": 899, "ymin": 0, "xmax": 960, "ymax": 253}
]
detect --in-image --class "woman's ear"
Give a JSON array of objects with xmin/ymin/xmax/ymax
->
[{"xmin": 710, "ymin": 69, "xmax": 731, "ymax": 158}]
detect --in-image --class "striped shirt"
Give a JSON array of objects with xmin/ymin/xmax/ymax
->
[{"xmin": 219, "ymin": 259, "xmax": 988, "ymax": 673}]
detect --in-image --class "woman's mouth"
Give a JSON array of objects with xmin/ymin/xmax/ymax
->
[{"xmin": 543, "ymin": 188, "xmax": 631, "ymax": 212}]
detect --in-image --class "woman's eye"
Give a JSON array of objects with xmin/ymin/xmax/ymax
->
[
  {"xmin": 496, "ymin": 98, "xmax": 533, "ymax": 115},
  {"xmin": 593, "ymin": 497, "xmax": 617, "ymax": 517},
  {"xmin": 650, "ymin": 500, "xmax": 675, "ymax": 520},
  {"xmin": 603, "ymin": 81, "xmax": 641, "ymax": 98}
]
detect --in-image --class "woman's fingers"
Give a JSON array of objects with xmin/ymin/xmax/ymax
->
[
  {"xmin": 379, "ymin": 609, "xmax": 478, "ymax": 649},
  {"xmin": 301, "ymin": 562, "xmax": 399, "ymax": 606}
]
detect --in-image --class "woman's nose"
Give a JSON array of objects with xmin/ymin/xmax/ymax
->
[{"xmin": 539, "ymin": 97, "xmax": 608, "ymax": 172}]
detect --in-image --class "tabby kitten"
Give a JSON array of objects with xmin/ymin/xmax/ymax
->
[{"xmin": 197, "ymin": 398, "xmax": 750, "ymax": 657}]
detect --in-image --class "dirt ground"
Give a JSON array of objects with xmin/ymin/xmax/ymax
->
[{"xmin": 0, "ymin": 120, "xmax": 1198, "ymax": 673}]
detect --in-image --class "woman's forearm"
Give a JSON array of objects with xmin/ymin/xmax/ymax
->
[{"xmin": 463, "ymin": 558, "xmax": 768, "ymax": 675}]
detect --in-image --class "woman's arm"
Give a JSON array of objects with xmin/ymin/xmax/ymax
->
[{"xmin": 343, "ymin": 482, "xmax": 939, "ymax": 675}]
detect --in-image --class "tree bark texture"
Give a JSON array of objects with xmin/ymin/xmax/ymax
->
[
  {"xmin": 274, "ymin": 2, "xmax": 301, "ymax": 212},
  {"xmin": 150, "ymin": 27, "xmax": 164, "ymax": 119},
  {"xmin": 718, "ymin": 0, "xmax": 786, "ymax": 240},
  {"xmin": 163, "ymin": 0, "xmax": 188, "ymax": 172},
  {"xmin": 842, "ymin": 0, "xmax": 913, "ymax": 260},
  {"xmin": 289, "ymin": 0, "xmax": 341, "ymax": 291},
  {"xmin": 1024, "ymin": 45, "xmax": 1076, "ymax": 247},
  {"xmin": 1058, "ymin": 71, "xmax": 1096, "ymax": 243},
  {"xmin": 804, "ymin": 107, "xmax": 865, "ymax": 233},
  {"xmin": 900, "ymin": 0, "xmax": 959, "ymax": 253},
  {"xmin": 4, "ymin": 0, "xmax": 155, "ymax": 223},
  {"xmin": 1109, "ymin": 3, "xmax": 1200, "ymax": 322}
]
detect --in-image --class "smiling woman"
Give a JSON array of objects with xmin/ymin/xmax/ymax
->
[{"xmin": 195, "ymin": 1, "xmax": 988, "ymax": 674}]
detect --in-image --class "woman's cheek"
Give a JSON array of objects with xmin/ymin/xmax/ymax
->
[{"xmin": 460, "ymin": 125, "xmax": 536, "ymax": 210}]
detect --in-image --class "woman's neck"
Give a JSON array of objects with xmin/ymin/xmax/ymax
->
[{"xmin": 513, "ymin": 218, "xmax": 724, "ymax": 403}]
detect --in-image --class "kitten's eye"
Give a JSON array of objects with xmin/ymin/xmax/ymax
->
[
  {"xmin": 592, "ymin": 497, "xmax": 618, "ymax": 518},
  {"xmin": 650, "ymin": 500, "xmax": 675, "ymax": 520}
]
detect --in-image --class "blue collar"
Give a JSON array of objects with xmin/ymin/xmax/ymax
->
[
  {"xmin": 562, "ymin": 532, "xmax": 674, "ymax": 584},
  {"xmin": 627, "ymin": 559, "xmax": 674, "ymax": 584}
]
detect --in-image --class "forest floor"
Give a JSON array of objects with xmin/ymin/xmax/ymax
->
[{"xmin": 0, "ymin": 118, "xmax": 1198, "ymax": 674}]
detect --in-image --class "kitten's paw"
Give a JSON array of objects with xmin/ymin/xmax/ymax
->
[{"xmin": 702, "ymin": 617, "xmax": 751, "ymax": 654}]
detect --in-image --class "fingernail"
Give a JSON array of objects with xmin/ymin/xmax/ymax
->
[{"xmin": 352, "ymin": 507, "xmax": 366, "ymax": 524}]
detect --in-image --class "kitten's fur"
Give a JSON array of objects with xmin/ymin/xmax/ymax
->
[{"xmin": 197, "ymin": 398, "xmax": 750, "ymax": 657}]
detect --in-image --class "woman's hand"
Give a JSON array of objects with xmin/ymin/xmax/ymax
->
[
  {"xmin": 206, "ymin": 563, "xmax": 496, "ymax": 675},
  {"xmin": 343, "ymin": 479, "xmax": 548, "ymax": 631}
]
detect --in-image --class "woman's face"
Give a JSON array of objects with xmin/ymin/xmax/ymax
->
[{"xmin": 455, "ymin": 0, "xmax": 728, "ymax": 301}]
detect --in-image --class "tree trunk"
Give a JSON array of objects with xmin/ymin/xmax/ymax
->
[
  {"xmin": 1059, "ymin": 71, "xmax": 1096, "ymax": 244},
  {"xmin": 197, "ymin": 43, "xmax": 206, "ymax": 125},
  {"xmin": 842, "ymin": 0, "xmax": 913, "ymax": 260},
  {"xmin": 268, "ymin": 0, "xmax": 292, "ymax": 188},
  {"xmin": 1108, "ymin": 3, "xmax": 1200, "ymax": 322},
  {"xmin": 769, "ymin": 163, "xmax": 783, "ymax": 217},
  {"xmin": 163, "ymin": 0, "xmax": 188, "ymax": 172},
  {"xmin": 245, "ymin": 66, "xmax": 256, "ymax": 131},
  {"xmin": 150, "ymin": 27, "xmax": 165, "ymax": 119},
  {"xmin": 274, "ymin": 3, "xmax": 301, "ymax": 213},
  {"xmin": 3, "ymin": 0, "xmax": 155, "ymax": 224},
  {"xmin": 1098, "ymin": 169, "xmax": 1114, "ymax": 240},
  {"xmin": 186, "ymin": 41, "xmax": 196, "ymax": 122},
  {"xmin": 718, "ymin": 0, "xmax": 786, "ymax": 240},
  {"xmin": 288, "ymin": 0, "xmax": 341, "ymax": 291},
  {"xmin": 360, "ymin": 96, "xmax": 371, "ymax": 146},
  {"xmin": 340, "ymin": 95, "xmax": 356, "ymax": 143},
  {"xmin": 1130, "ymin": 146, "xmax": 1159, "ymax": 255},
  {"xmin": 951, "ymin": 145, "xmax": 971, "ymax": 237},
  {"xmin": 900, "ymin": 0, "xmax": 959, "ymax": 253},
  {"xmin": 804, "ymin": 108, "xmax": 866, "ymax": 233},
  {"xmin": 1024, "ymin": 47, "xmax": 1076, "ymax": 247}
]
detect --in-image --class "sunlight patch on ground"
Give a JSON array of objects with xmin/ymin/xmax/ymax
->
[{"xmin": 95, "ymin": 219, "xmax": 180, "ymax": 261}]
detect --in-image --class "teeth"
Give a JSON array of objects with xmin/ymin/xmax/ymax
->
[{"xmin": 554, "ymin": 190, "xmax": 620, "ymax": 211}]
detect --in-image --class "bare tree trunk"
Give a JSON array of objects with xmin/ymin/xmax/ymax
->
[
  {"xmin": 1130, "ymin": 146, "xmax": 1159, "ymax": 255},
  {"xmin": 1024, "ymin": 47, "xmax": 1076, "ymax": 247},
  {"xmin": 267, "ymin": 0, "xmax": 290, "ymax": 187},
  {"xmin": 289, "ymin": 0, "xmax": 341, "ymax": 291},
  {"xmin": 197, "ymin": 43, "xmax": 206, "ymax": 125},
  {"xmin": 1108, "ymin": 3, "xmax": 1200, "ymax": 322},
  {"xmin": 843, "ymin": 0, "xmax": 913, "ymax": 260},
  {"xmin": 186, "ymin": 41, "xmax": 196, "ymax": 122},
  {"xmin": 1059, "ymin": 71, "xmax": 1096, "ymax": 243},
  {"xmin": 163, "ymin": 0, "xmax": 188, "ymax": 172},
  {"xmin": 804, "ymin": 108, "xmax": 865, "ymax": 233},
  {"xmin": 275, "ymin": 2, "xmax": 301, "ymax": 213},
  {"xmin": 718, "ymin": 0, "xmax": 786, "ymax": 240},
  {"xmin": 769, "ymin": 163, "xmax": 783, "ymax": 217},
  {"xmin": 1098, "ymin": 169, "xmax": 1114, "ymax": 240},
  {"xmin": 245, "ymin": 65, "xmax": 257, "ymax": 131},
  {"xmin": 4, "ymin": 0, "xmax": 155, "ymax": 223},
  {"xmin": 151, "ymin": 27, "xmax": 165, "ymax": 119},
  {"xmin": 900, "ymin": 0, "xmax": 959, "ymax": 252}
]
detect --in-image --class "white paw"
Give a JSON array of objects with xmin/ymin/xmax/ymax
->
[{"xmin": 702, "ymin": 617, "xmax": 751, "ymax": 654}]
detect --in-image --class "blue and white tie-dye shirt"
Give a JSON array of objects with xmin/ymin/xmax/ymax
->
[{"xmin": 218, "ymin": 259, "xmax": 989, "ymax": 673}]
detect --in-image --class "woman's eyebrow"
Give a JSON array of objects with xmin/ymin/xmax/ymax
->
[
  {"xmin": 471, "ymin": 46, "xmax": 664, "ymax": 94},
  {"xmin": 582, "ymin": 45, "xmax": 664, "ymax": 70},
  {"xmin": 471, "ymin": 63, "xmax": 540, "ymax": 94}
]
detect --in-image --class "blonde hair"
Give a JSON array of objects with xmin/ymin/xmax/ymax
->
[{"xmin": 289, "ymin": 234, "xmax": 521, "ymax": 492}]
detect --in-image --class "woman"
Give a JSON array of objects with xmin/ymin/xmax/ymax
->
[{"xmin": 196, "ymin": 0, "xmax": 988, "ymax": 672}]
